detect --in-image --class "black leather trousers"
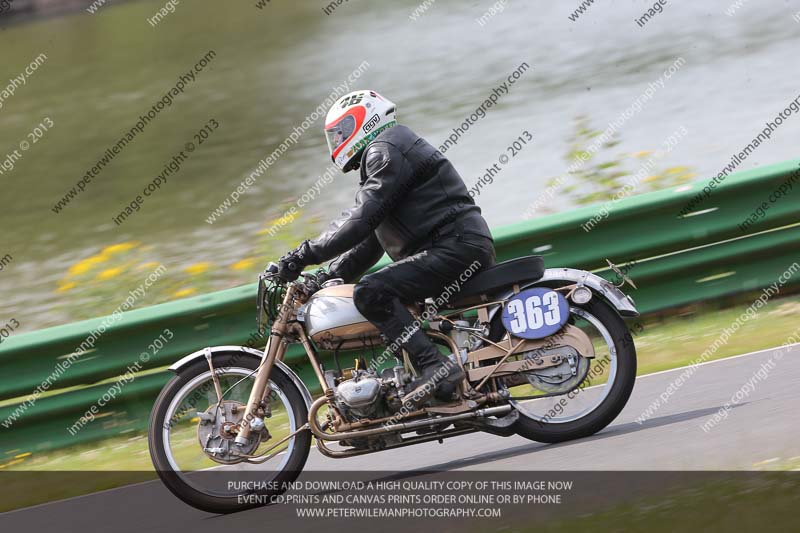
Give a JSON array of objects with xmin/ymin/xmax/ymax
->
[{"xmin": 352, "ymin": 231, "xmax": 495, "ymax": 370}]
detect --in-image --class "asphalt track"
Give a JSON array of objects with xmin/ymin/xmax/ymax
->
[{"xmin": 2, "ymin": 345, "xmax": 798, "ymax": 532}]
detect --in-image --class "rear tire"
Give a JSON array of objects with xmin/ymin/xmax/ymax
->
[
  {"xmin": 148, "ymin": 353, "xmax": 311, "ymax": 514},
  {"xmin": 490, "ymin": 297, "xmax": 636, "ymax": 444}
]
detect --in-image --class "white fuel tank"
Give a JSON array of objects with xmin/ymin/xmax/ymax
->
[{"xmin": 304, "ymin": 284, "xmax": 382, "ymax": 350}]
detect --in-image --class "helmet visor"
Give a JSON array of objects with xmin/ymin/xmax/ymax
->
[{"xmin": 325, "ymin": 115, "xmax": 357, "ymax": 155}]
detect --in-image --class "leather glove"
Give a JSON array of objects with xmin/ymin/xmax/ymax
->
[{"xmin": 277, "ymin": 241, "xmax": 315, "ymax": 282}]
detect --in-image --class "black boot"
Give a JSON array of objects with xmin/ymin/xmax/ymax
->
[
  {"xmin": 403, "ymin": 348, "xmax": 465, "ymax": 408},
  {"xmin": 355, "ymin": 294, "xmax": 464, "ymax": 408}
]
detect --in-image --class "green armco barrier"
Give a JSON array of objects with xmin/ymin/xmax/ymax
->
[{"xmin": 1, "ymin": 158, "xmax": 799, "ymax": 456}]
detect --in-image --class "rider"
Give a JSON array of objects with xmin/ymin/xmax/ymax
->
[{"xmin": 277, "ymin": 90, "xmax": 496, "ymax": 406}]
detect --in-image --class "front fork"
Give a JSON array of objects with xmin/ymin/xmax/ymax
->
[{"xmin": 234, "ymin": 285, "xmax": 296, "ymax": 447}]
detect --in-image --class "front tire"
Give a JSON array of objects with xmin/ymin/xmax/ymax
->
[{"xmin": 148, "ymin": 352, "xmax": 312, "ymax": 514}]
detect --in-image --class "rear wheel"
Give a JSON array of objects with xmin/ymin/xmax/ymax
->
[
  {"xmin": 488, "ymin": 297, "xmax": 636, "ymax": 443},
  {"xmin": 148, "ymin": 352, "xmax": 311, "ymax": 514}
]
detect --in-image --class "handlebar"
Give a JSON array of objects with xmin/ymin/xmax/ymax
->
[
  {"xmin": 261, "ymin": 262, "xmax": 322, "ymax": 293},
  {"xmin": 258, "ymin": 263, "xmax": 320, "ymax": 330}
]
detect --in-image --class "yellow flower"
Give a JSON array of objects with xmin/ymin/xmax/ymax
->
[
  {"xmin": 101, "ymin": 242, "xmax": 139, "ymax": 255},
  {"xmin": 173, "ymin": 288, "xmax": 197, "ymax": 298},
  {"xmin": 137, "ymin": 262, "xmax": 160, "ymax": 271},
  {"xmin": 264, "ymin": 209, "xmax": 302, "ymax": 229},
  {"xmin": 68, "ymin": 254, "xmax": 109, "ymax": 276},
  {"xmin": 231, "ymin": 258, "xmax": 255, "ymax": 271},
  {"xmin": 666, "ymin": 166, "xmax": 690, "ymax": 174},
  {"xmin": 68, "ymin": 262, "xmax": 92, "ymax": 276},
  {"xmin": 632, "ymin": 150, "xmax": 653, "ymax": 158},
  {"xmin": 97, "ymin": 267, "xmax": 124, "ymax": 280},
  {"xmin": 184, "ymin": 262, "xmax": 212, "ymax": 276},
  {"xmin": 57, "ymin": 281, "xmax": 77, "ymax": 293}
]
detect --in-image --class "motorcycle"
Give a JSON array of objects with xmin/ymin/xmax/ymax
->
[{"xmin": 148, "ymin": 255, "xmax": 639, "ymax": 513}]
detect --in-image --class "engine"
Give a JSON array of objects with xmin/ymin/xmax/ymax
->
[
  {"xmin": 328, "ymin": 366, "xmax": 413, "ymax": 421},
  {"xmin": 306, "ymin": 284, "xmax": 482, "ymax": 422}
]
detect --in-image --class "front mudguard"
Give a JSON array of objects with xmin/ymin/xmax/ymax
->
[{"xmin": 167, "ymin": 345, "xmax": 313, "ymax": 410}]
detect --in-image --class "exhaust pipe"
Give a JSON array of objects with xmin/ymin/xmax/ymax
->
[{"xmin": 308, "ymin": 396, "xmax": 512, "ymax": 441}]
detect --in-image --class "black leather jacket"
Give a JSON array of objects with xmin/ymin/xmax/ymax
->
[{"xmin": 306, "ymin": 125, "xmax": 493, "ymax": 282}]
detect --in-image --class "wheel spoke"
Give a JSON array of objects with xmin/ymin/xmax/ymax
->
[
  {"xmin": 157, "ymin": 367, "xmax": 298, "ymax": 499},
  {"xmin": 506, "ymin": 306, "xmax": 618, "ymax": 424}
]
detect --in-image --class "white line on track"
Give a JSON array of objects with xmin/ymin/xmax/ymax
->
[{"xmin": 632, "ymin": 342, "xmax": 798, "ymax": 381}]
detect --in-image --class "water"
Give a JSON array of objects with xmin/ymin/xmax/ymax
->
[{"xmin": 1, "ymin": 0, "xmax": 799, "ymax": 331}]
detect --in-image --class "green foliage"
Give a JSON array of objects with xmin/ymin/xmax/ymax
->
[
  {"xmin": 552, "ymin": 116, "xmax": 697, "ymax": 209},
  {"xmin": 54, "ymin": 204, "xmax": 324, "ymax": 321}
]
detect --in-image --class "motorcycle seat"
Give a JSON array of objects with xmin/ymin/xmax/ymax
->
[{"xmin": 448, "ymin": 255, "xmax": 545, "ymax": 304}]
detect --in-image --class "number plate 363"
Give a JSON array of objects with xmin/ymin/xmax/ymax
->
[{"xmin": 501, "ymin": 288, "xmax": 570, "ymax": 339}]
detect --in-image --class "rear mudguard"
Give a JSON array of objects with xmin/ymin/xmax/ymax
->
[
  {"xmin": 167, "ymin": 345, "xmax": 313, "ymax": 410},
  {"xmin": 488, "ymin": 267, "xmax": 639, "ymax": 323}
]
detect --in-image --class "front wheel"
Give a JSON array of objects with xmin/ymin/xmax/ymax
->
[
  {"xmin": 148, "ymin": 352, "xmax": 312, "ymax": 514},
  {"xmin": 491, "ymin": 297, "xmax": 637, "ymax": 443}
]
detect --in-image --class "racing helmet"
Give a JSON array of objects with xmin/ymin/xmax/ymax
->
[{"xmin": 324, "ymin": 90, "xmax": 397, "ymax": 172}]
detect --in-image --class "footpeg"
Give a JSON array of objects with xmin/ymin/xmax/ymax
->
[{"xmin": 463, "ymin": 409, "xmax": 519, "ymax": 437}]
